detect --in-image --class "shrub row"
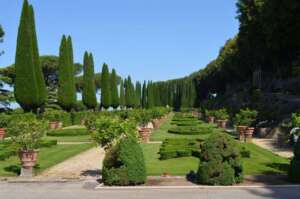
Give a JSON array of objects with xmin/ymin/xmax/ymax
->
[
  {"xmin": 47, "ymin": 128, "xmax": 88, "ymax": 137},
  {"xmin": 168, "ymin": 126, "xmax": 213, "ymax": 135},
  {"xmin": 159, "ymin": 139, "xmax": 202, "ymax": 160}
]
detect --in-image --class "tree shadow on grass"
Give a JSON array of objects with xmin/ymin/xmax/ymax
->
[
  {"xmin": 4, "ymin": 165, "xmax": 20, "ymax": 175},
  {"xmin": 262, "ymin": 162, "xmax": 290, "ymax": 175}
]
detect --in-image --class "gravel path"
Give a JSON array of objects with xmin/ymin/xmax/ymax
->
[
  {"xmin": 38, "ymin": 147, "xmax": 105, "ymax": 180},
  {"xmin": 252, "ymin": 138, "xmax": 293, "ymax": 158}
]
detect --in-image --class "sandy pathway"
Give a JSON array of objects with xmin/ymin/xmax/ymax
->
[
  {"xmin": 252, "ymin": 138, "xmax": 293, "ymax": 158},
  {"xmin": 38, "ymin": 147, "xmax": 105, "ymax": 180}
]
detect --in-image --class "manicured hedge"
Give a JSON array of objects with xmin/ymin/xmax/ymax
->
[
  {"xmin": 47, "ymin": 128, "xmax": 88, "ymax": 137},
  {"xmin": 168, "ymin": 126, "xmax": 213, "ymax": 135},
  {"xmin": 159, "ymin": 139, "xmax": 202, "ymax": 160},
  {"xmin": 196, "ymin": 133, "xmax": 243, "ymax": 185},
  {"xmin": 102, "ymin": 138, "xmax": 146, "ymax": 186}
]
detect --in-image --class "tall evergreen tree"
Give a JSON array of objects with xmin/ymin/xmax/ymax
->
[
  {"xmin": 82, "ymin": 52, "xmax": 97, "ymax": 109},
  {"xmin": 146, "ymin": 81, "xmax": 154, "ymax": 108},
  {"xmin": 110, "ymin": 68, "xmax": 119, "ymax": 109},
  {"xmin": 58, "ymin": 35, "xmax": 76, "ymax": 111},
  {"xmin": 100, "ymin": 63, "xmax": 110, "ymax": 109},
  {"xmin": 125, "ymin": 76, "xmax": 134, "ymax": 108},
  {"xmin": 14, "ymin": 0, "xmax": 46, "ymax": 112},
  {"xmin": 141, "ymin": 81, "xmax": 147, "ymax": 108},
  {"xmin": 135, "ymin": 81, "xmax": 142, "ymax": 107},
  {"xmin": 119, "ymin": 79, "xmax": 125, "ymax": 109}
]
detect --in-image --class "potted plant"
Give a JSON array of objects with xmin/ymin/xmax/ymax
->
[
  {"xmin": 205, "ymin": 110, "xmax": 215, "ymax": 124},
  {"xmin": 6, "ymin": 117, "xmax": 47, "ymax": 176},
  {"xmin": 0, "ymin": 114, "xmax": 9, "ymax": 140},
  {"xmin": 43, "ymin": 110, "xmax": 67, "ymax": 129},
  {"xmin": 214, "ymin": 109, "xmax": 229, "ymax": 129},
  {"xmin": 234, "ymin": 108, "xmax": 258, "ymax": 142},
  {"xmin": 151, "ymin": 109, "xmax": 163, "ymax": 129},
  {"xmin": 135, "ymin": 110, "xmax": 152, "ymax": 143}
]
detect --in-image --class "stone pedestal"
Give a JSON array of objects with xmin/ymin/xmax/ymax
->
[{"xmin": 20, "ymin": 167, "xmax": 33, "ymax": 178}]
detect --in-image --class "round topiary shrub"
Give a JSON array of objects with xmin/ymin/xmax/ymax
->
[
  {"xmin": 289, "ymin": 138, "xmax": 300, "ymax": 182},
  {"xmin": 102, "ymin": 137, "xmax": 146, "ymax": 186},
  {"xmin": 196, "ymin": 133, "xmax": 243, "ymax": 185}
]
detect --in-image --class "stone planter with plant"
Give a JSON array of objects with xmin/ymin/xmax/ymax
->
[
  {"xmin": 234, "ymin": 108, "xmax": 258, "ymax": 142},
  {"xmin": 214, "ymin": 108, "xmax": 229, "ymax": 129},
  {"xmin": 6, "ymin": 117, "xmax": 47, "ymax": 177},
  {"xmin": 0, "ymin": 113, "xmax": 9, "ymax": 140},
  {"xmin": 135, "ymin": 110, "xmax": 152, "ymax": 143},
  {"xmin": 205, "ymin": 110, "xmax": 215, "ymax": 124}
]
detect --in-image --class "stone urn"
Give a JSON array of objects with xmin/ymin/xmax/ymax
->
[
  {"xmin": 138, "ymin": 128, "xmax": 151, "ymax": 143},
  {"xmin": 245, "ymin": 127, "xmax": 255, "ymax": 143},
  {"xmin": 152, "ymin": 119, "xmax": 160, "ymax": 129},
  {"xmin": 49, "ymin": 121, "xmax": 59, "ymax": 130},
  {"xmin": 237, "ymin": 125, "xmax": 248, "ymax": 141},
  {"xmin": 217, "ymin": 120, "xmax": 227, "ymax": 129},
  {"xmin": 19, "ymin": 150, "xmax": 39, "ymax": 169},
  {"xmin": 207, "ymin": 116, "xmax": 215, "ymax": 124},
  {"xmin": 0, "ymin": 128, "xmax": 6, "ymax": 140}
]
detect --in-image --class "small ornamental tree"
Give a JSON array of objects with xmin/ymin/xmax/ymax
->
[
  {"xmin": 82, "ymin": 52, "xmax": 97, "ymax": 109},
  {"xmin": 197, "ymin": 133, "xmax": 243, "ymax": 185},
  {"xmin": 58, "ymin": 35, "xmax": 76, "ymax": 111},
  {"xmin": 289, "ymin": 138, "xmax": 300, "ymax": 182},
  {"xmin": 14, "ymin": 0, "xmax": 46, "ymax": 112},
  {"xmin": 110, "ymin": 69, "xmax": 119, "ymax": 109},
  {"xmin": 100, "ymin": 63, "xmax": 110, "ymax": 109},
  {"xmin": 119, "ymin": 79, "xmax": 125, "ymax": 109}
]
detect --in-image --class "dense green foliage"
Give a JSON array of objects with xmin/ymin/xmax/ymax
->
[
  {"xmin": 47, "ymin": 128, "xmax": 88, "ymax": 137},
  {"xmin": 159, "ymin": 139, "xmax": 202, "ymax": 160},
  {"xmin": 119, "ymin": 79, "xmax": 125, "ymax": 109},
  {"xmin": 135, "ymin": 81, "xmax": 141, "ymax": 108},
  {"xmin": 110, "ymin": 69, "xmax": 119, "ymax": 109},
  {"xmin": 100, "ymin": 63, "xmax": 110, "ymax": 109},
  {"xmin": 196, "ymin": 133, "xmax": 243, "ymax": 185},
  {"xmin": 82, "ymin": 52, "xmax": 97, "ymax": 109},
  {"xmin": 125, "ymin": 76, "xmax": 135, "ymax": 108},
  {"xmin": 58, "ymin": 35, "xmax": 76, "ymax": 111},
  {"xmin": 102, "ymin": 137, "xmax": 146, "ymax": 186},
  {"xmin": 289, "ymin": 138, "xmax": 300, "ymax": 182},
  {"xmin": 14, "ymin": 0, "xmax": 46, "ymax": 112}
]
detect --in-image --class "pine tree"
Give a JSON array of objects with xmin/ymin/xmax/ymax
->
[
  {"xmin": 82, "ymin": 52, "xmax": 97, "ymax": 109},
  {"xmin": 119, "ymin": 79, "xmax": 125, "ymax": 109},
  {"xmin": 141, "ymin": 81, "xmax": 147, "ymax": 108},
  {"xmin": 14, "ymin": 0, "xmax": 46, "ymax": 112},
  {"xmin": 110, "ymin": 68, "xmax": 119, "ymax": 109},
  {"xmin": 100, "ymin": 63, "xmax": 110, "ymax": 109},
  {"xmin": 58, "ymin": 35, "xmax": 76, "ymax": 111}
]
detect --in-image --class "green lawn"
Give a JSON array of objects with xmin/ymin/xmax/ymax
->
[
  {"xmin": 0, "ymin": 144, "xmax": 93, "ymax": 176},
  {"xmin": 142, "ymin": 142, "xmax": 289, "ymax": 176},
  {"xmin": 44, "ymin": 135, "xmax": 91, "ymax": 142},
  {"xmin": 142, "ymin": 143, "xmax": 199, "ymax": 176}
]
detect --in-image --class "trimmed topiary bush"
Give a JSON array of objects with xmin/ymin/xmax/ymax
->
[
  {"xmin": 289, "ymin": 138, "xmax": 300, "ymax": 182},
  {"xmin": 196, "ymin": 133, "xmax": 243, "ymax": 185},
  {"xmin": 168, "ymin": 126, "xmax": 213, "ymax": 135},
  {"xmin": 102, "ymin": 137, "xmax": 146, "ymax": 186},
  {"xmin": 47, "ymin": 128, "xmax": 88, "ymax": 137}
]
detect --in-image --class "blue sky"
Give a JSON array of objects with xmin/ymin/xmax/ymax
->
[{"xmin": 0, "ymin": 0, "xmax": 239, "ymax": 82}]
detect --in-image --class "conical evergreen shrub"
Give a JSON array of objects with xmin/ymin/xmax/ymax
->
[
  {"xmin": 100, "ymin": 63, "xmax": 110, "ymax": 109},
  {"xmin": 58, "ymin": 35, "xmax": 76, "ymax": 111},
  {"xmin": 82, "ymin": 52, "xmax": 97, "ymax": 109},
  {"xmin": 14, "ymin": 0, "xmax": 46, "ymax": 112},
  {"xmin": 110, "ymin": 69, "xmax": 119, "ymax": 109}
]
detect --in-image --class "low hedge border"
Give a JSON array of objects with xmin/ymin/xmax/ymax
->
[{"xmin": 47, "ymin": 128, "xmax": 88, "ymax": 137}]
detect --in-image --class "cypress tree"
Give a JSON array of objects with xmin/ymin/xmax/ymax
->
[
  {"xmin": 135, "ymin": 81, "xmax": 141, "ymax": 107},
  {"xmin": 110, "ymin": 68, "xmax": 119, "ymax": 109},
  {"xmin": 141, "ymin": 81, "xmax": 147, "ymax": 108},
  {"xmin": 146, "ymin": 81, "xmax": 154, "ymax": 108},
  {"xmin": 119, "ymin": 79, "xmax": 125, "ymax": 109},
  {"xmin": 100, "ymin": 63, "xmax": 110, "ymax": 109},
  {"xmin": 15, "ymin": 0, "xmax": 46, "ymax": 112},
  {"xmin": 82, "ymin": 52, "xmax": 97, "ymax": 109},
  {"xmin": 58, "ymin": 35, "xmax": 76, "ymax": 111},
  {"xmin": 125, "ymin": 76, "xmax": 134, "ymax": 108}
]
